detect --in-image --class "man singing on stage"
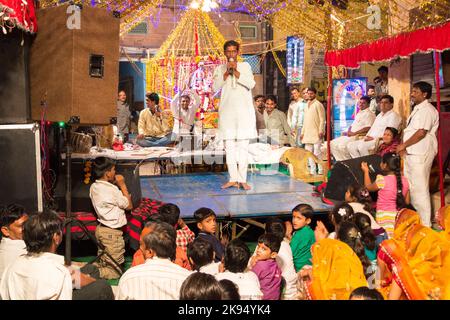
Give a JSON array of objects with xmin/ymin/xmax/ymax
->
[{"xmin": 213, "ymin": 40, "xmax": 257, "ymax": 190}]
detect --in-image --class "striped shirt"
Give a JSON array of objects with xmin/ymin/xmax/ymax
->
[{"xmin": 117, "ymin": 257, "xmax": 192, "ymax": 300}]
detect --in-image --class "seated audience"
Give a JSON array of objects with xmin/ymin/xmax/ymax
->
[
  {"xmin": 179, "ymin": 272, "xmax": 223, "ymax": 300},
  {"xmin": 216, "ymin": 239, "xmax": 263, "ymax": 300},
  {"xmin": 137, "ymin": 92, "xmax": 174, "ymax": 147},
  {"xmin": 0, "ymin": 204, "xmax": 28, "ymax": 282},
  {"xmin": 117, "ymin": 221, "xmax": 192, "ymax": 299},
  {"xmin": 378, "ymin": 209, "xmax": 450, "ymax": 300},
  {"xmin": 337, "ymin": 222, "xmax": 372, "ymax": 279},
  {"xmin": 249, "ymin": 233, "xmax": 282, "ymax": 300},
  {"xmin": 289, "ymin": 204, "xmax": 315, "ymax": 272},
  {"xmin": 347, "ymin": 95, "xmax": 401, "ymax": 158},
  {"xmin": 264, "ymin": 218, "xmax": 298, "ymax": 300},
  {"xmin": 187, "ymin": 237, "xmax": 220, "ymax": 275},
  {"xmin": 345, "ymin": 184, "xmax": 387, "ymax": 244},
  {"xmin": 299, "ymin": 238, "xmax": 367, "ymax": 300},
  {"xmin": 330, "ymin": 96, "xmax": 376, "ymax": 161},
  {"xmin": 376, "ymin": 127, "xmax": 400, "ymax": 157},
  {"xmin": 194, "ymin": 207, "xmax": 225, "ymax": 263},
  {"xmin": 218, "ymin": 279, "xmax": 240, "ymax": 300},
  {"xmin": 349, "ymin": 286, "xmax": 384, "ymax": 300},
  {"xmin": 0, "ymin": 210, "xmax": 113, "ymax": 300},
  {"xmin": 263, "ymin": 95, "xmax": 293, "ymax": 146}
]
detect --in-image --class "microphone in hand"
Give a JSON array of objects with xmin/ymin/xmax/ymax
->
[{"xmin": 228, "ymin": 58, "xmax": 234, "ymax": 76}]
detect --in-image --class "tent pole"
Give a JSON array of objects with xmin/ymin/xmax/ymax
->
[
  {"xmin": 326, "ymin": 66, "xmax": 332, "ymax": 169},
  {"xmin": 434, "ymin": 51, "xmax": 445, "ymax": 208}
]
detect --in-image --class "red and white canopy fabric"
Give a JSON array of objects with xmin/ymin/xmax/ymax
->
[
  {"xmin": 0, "ymin": 0, "xmax": 37, "ymax": 33},
  {"xmin": 325, "ymin": 21, "xmax": 450, "ymax": 68}
]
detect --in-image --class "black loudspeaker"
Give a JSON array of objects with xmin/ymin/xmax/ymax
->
[
  {"xmin": 0, "ymin": 30, "xmax": 31, "ymax": 124},
  {"xmin": 0, "ymin": 124, "xmax": 43, "ymax": 212},
  {"xmin": 325, "ymin": 154, "xmax": 382, "ymax": 201},
  {"xmin": 54, "ymin": 161, "xmax": 142, "ymax": 213},
  {"xmin": 30, "ymin": 4, "xmax": 120, "ymax": 124}
]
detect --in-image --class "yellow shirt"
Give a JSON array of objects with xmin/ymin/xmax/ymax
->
[{"xmin": 138, "ymin": 108, "xmax": 172, "ymax": 137}]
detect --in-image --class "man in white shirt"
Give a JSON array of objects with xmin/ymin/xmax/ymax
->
[
  {"xmin": 170, "ymin": 90, "xmax": 201, "ymax": 137},
  {"xmin": 0, "ymin": 210, "xmax": 114, "ymax": 300},
  {"xmin": 347, "ymin": 95, "xmax": 401, "ymax": 158},
  {"xmin": 0, "ymin": 204, "xmax": 28, "ymax": 282},
  {"xmin": 397, "ymin": 82, "xmax": 439, "ymax": 227},
  {"xmin": 301, "ymin": 87, "xmax": 325, "ymax": 174},
  {"xmin": 216, "ymin": 239, "xmax": 263, "ymax": 300},
  {"xmin": 117, "ymin": 221, "xmax": 192, "ymax": 299},
  {"xmin": 290, "ymin": 87, "xmax": 308, "ymax": 147},
  {"xmin": 90, "ymin": 157, "xmax": 132, "ymax": 279},
  {"xmin": 330, "ymin": 96, "xmax": 376, "ymax": 161},
  {"xmin": 213, "ymin": 40, "xmax": 257, "ymax": 190}
]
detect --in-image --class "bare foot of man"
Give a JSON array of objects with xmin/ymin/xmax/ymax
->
[
  {"xmin": 239, "ymin": 182, "xmax": 251, "ymax": 190},
  {"xmin": 221, "ymin": 181, "xmax": 238, "ymax": 189}
]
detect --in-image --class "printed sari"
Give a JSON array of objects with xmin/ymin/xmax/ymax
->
[
  {"xmin": 378, "ymin": 209, "xmax": 450, "ymax": 300},
  {"xmin": 304, "ymin": 239, "xmax": 367, "ymax": 300}
]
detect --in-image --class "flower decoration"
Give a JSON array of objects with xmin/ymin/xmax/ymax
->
[{"xmin": 83, "ymin": 160, "xmax": 92, "ymax": 184}]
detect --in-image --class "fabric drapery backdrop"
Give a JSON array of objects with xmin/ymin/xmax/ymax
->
[
  {"xmin": 324, "ymin": 21, "xmax": 450, "ymax": 68},
  {"xmin": 0, "ymin": 0, "xmax": 38, "ymax": 33}
]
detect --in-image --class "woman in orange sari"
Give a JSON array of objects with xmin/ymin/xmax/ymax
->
[
  {"xmin": 377, "ymin": 208, "xmax": 450, "ymax": 300},
  {"xmin": 436, "ymin": 205, "xmax": 450, "ymax": 241},
  {"xmin": 301, "ymin": 238, "xmax": 368, "ymax": 300}
]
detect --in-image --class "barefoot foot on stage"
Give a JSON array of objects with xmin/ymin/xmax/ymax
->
[
  {"xmin": 239, "ymin": 182, "xmax": 251, "ymax": 190},
  {"xmin": 221, "ymin": 181, "xmax": 239, "ymax": 189}
]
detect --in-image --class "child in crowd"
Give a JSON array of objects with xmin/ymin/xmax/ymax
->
[
  {"xmin": 345, "ymin": 184, "xmax": 387, "ymax": 244},
  {"xmin": 315, "ymin": 203, "xmax": 355, "ymax": 241},
  {"xmin": 187, "ymin": 237, "xmax": 220, "ymax": 275},
  {"xmin": 264, "ymin": 218, "xmax": 297, "ymax": 299},
  {"xmin": 158, "ymin": 203, "xmax": 195, "ymax": 252},
  {"xmin": 362, "ymin": 152, "xmax": 410, "ymax": 238},
  {"xmin": 337, "ymin": 222, "xmax": 372, "ymax": 279},
  {"xmin": 218, "ymin": 279, "xmax": 240, "ymax": 300},
  {"xmin": 179, "ymin": 272, "xmax": 223, "ymax": 300},
  {"xmin": 249, "ymin": 233, "xmax": 282, "ymax": 300},
  {"xmin": 289, "ymin": 204, "xmax": 316, "ymax": 272},
  {"xmin": 0, "ymin": 204, "xmax": 28, "ymax": 282},
  {"xmin": 194, "ymin": 208, "xmax": 224, "ymax": 263},
  {"xmin": 216, "ymin": 239, "xmax": 263, "ymax": 300},
  {"xmin": 90, "ymin": 157, "xmax": 132, "ymax": 279},
  {"xmin": 376, "ymin": 127, "xmax": 400, "ymax": 157},
  {"xmin": 354, "ymin": 212, "xmax": 378, "ymax": 283},
  {"xmin": 349, "ymin": 286, "xmax": 384, "ymax": 300},
  {"xmin": 131, "ymin": 212, "xmax": 191, "ymax": 269}
]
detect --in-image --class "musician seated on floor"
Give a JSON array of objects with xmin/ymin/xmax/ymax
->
[{"xmin": 137, "ymin": 92, "xmax": 175, "ymax": 147}]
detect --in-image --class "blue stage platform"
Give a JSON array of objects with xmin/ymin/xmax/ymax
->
[{"xmin": 140, "ymin": 172, "xmax": 333, "ymax": 219}]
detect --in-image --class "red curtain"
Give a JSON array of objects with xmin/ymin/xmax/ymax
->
[
  {"xmin": 325, "ymin": 21, "xmax": 450, "ymax": 68},
  {"xmin": 0, "ymin": 0, "xmax": 37, "ymax": 33}
]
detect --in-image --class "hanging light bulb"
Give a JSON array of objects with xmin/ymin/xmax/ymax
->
[{"xmin": 190, "ymin": 0, "xmax": 200, "ymax": 9}]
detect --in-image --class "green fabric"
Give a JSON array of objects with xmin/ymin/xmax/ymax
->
[
  {"xmin": 364, "ymin": 247, "xmax": 377, "ymax": 261},
  {"xmin": 290, "ymin": 225, "xmax": 315, "ymax": 272}
]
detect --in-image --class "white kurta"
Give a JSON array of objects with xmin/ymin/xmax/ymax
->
[{"xmin": 212, "ymin": 62, "xmax": 257, "ymax": 141}]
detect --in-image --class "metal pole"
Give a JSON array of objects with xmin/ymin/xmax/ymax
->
[
  {"xmin": 326, "ymin": 66, "xmax": 333, "ymax": 169},
  {"xmin": 65, "ymin": 125, "xmax": 72, "ymax": 266},
  {"xmin": 434, "ymin": 51, "xmax": 445, "ymax": 208}
]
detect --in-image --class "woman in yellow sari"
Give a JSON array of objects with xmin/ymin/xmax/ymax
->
[
  {"xmin": 301, "ymin": 238, "xmax": 368, "ymax": 300},
  {"xmin": 377, "ymin": 208, "xmax": 450, "ymax": 300}
]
